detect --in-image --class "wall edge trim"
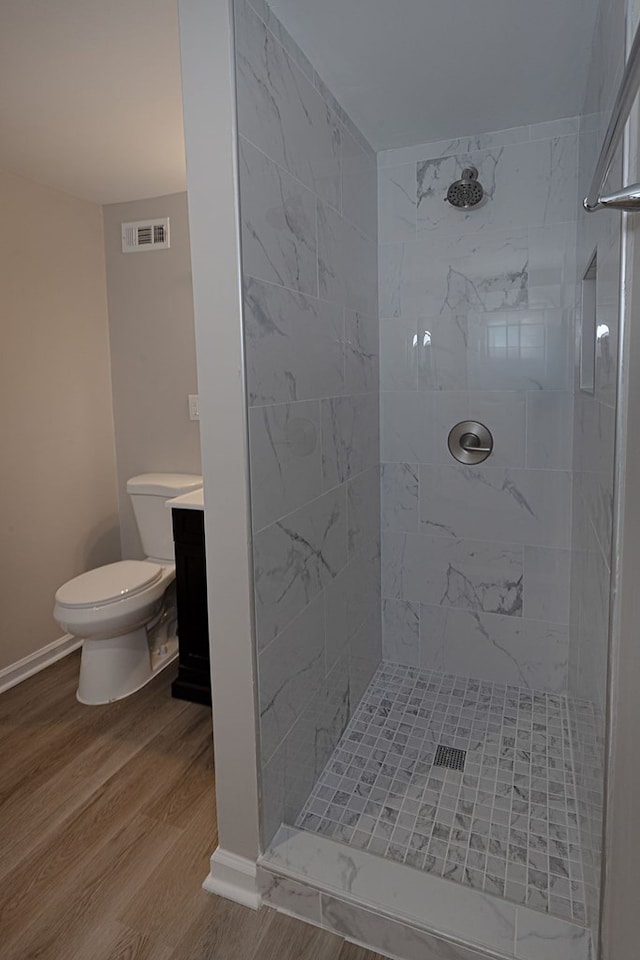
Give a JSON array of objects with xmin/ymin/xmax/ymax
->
[
  {"xmin": 203, "ymin": 846, "xmax": 261, "ymax": 909},
  {"xmin": 0, "ymin": 634, "xmax": 81, "ymax": 695}
]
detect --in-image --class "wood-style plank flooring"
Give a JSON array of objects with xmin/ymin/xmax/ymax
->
[{"xmin": 0, "ymin": 652, "xmax": 384, "ymax": 960}]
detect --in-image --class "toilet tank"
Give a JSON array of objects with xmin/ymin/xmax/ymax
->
[{"xmin": 127, "ymin": 473, "xmax": 203, "ymax": 561}]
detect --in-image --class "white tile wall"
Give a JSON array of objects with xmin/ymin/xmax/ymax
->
[
  {"xmin": 379, "ymin": 122, "xmax": 580, "ymax": 693},
  {"xmin": 235, "ymin": 0, "xmax": 381, "ymax": 848}
]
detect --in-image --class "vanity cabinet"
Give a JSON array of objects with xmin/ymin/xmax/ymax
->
[{"xmin": 170, "ymin": 506, "xmax": 212, "ymax": 706}]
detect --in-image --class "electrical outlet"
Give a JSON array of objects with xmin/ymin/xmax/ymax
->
[{"xmin": 188, "ymin": 394, "xmax": 200, "ymax": 421}]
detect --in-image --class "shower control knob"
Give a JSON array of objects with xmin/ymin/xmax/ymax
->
[{"xmin": 448, "ymin": 421, "xmax": 493, "ymax": 464}]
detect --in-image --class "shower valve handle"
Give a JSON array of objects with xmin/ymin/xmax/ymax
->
[
  {"xmin": 448, "ymin": 422, "xmax": 494, "ymax": 464},
  {"xmin": 459, "ymin": 433, "xmax": 491, "ymax": 453}
]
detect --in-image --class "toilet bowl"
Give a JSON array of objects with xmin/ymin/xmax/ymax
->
[{"xmin": 53, "ymin": 473, "xmax": 202, "ymax": 704}]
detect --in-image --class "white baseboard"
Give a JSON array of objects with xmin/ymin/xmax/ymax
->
[
  {"xmin": 0, "ymin": 634, "xmax": 82, "ymax": 695},
  {"xmin": 203, "ymin": 847, "xmax": 261, "ymax": 909}
]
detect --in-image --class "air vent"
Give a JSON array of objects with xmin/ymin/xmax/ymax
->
[{"xmin": 121, "ymin": 218, "xmax": 170, "ymax": 253}]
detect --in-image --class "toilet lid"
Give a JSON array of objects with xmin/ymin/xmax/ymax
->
[{"xmin": 55, "ymin": 560, "xmax": 163, "ymax": 608}]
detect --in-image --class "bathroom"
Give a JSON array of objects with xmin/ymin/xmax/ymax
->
[
  {"xmin": 0, "ymin": 2, "xmax": 201, "ymax": 694},
  {"xmin": 0, "ymin": 2, "xmax": 241, "ymax": 954},
  {"xmin": 2, "ymin": 0, "xmax": 640, "ymax": 957},
  {"xmin": 183, "ymin": 0, "xmax": 640, "ymax": 957}
]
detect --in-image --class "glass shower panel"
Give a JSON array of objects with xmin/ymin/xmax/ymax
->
[
  {"xmin": 232, "ymin": 0, "xmax": 619, "ymax": 956},
  {"xmin": 231, "ymin": 0, "xmax": 382, "ymax": 850}
]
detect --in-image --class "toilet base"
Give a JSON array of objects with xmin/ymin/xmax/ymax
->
[{"xmin": 77, "ymin": 628, "xmax": 178, "ymax": 705}]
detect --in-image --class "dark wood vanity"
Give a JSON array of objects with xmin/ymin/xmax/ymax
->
[{"xmin": 170, "ymin": 502, "xmax": 212, "ymax": 706}]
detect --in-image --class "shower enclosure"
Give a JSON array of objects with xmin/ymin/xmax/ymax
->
[{"xmin": 184, "ymin": 0, "xmax": 630, "ymax": 954}]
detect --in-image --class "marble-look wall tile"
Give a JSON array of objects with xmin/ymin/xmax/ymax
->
[
  {"xmin": 572, "ymin": 517, "xmax": 610, "ymax": 718},
  {"xmin": 318, "ymin": 201, "xmax": 377, "ymax": 317},
  {"xmin": 323, "ymin": 564, "xmax": 349, "ymax": 674},
  {"xmin": 237, "ymin": 0, "xmax": 380, "ymax": 849},
  {"xmin": 323, "ymin": 534, "xmax": 380, "ymax": 676},
  {"xmin": 528, "ymin": 223, "xmax": 578, "ymax": 310},
  {"xmin": 380, "ymin": 228, "xmax": 529, "ymax": 320},
  {"xmin": 419, "ymin": 464, "xmax": 572, "ymax": 548},
  {"xmin": 349, "ymin": 608, "xmax": 383, "ymax": 705},
  {"xmin": 345, "ymin": 310, "xmax": 379, "ymax": 395},
  {"xmin": 522, "ymin": 547, "xmax": 571, "ymax": 624},
  {"xmin": 526, "ymin": 392, "xmax": 573, "ymax": 469},
  {"xmin": 312, "ymin": 71, "xmax": 374, "ymax": 157},
  {"xmin": 235, "ymin": 0, "xmax": 341, "ymax": 207},
  {"xmin": 377, "ymin": 124, "xmax": 531, "ymax": 168},
  {"xmin": 432, "ymin": 390, "xmax": 526, "ymax": 468},
  {"xmin": 283, "ymin": 654, "xmax": 351, "ymax": 822},
  {"xmin": 419, "ymin": 604, "xmax": 569, "ymax": 691},
  {"xmin": 382, "ymin": 598, "xmax": 420, "ymax": 665},
  {"xmin": 347, "ymin": 465, "xmax": 380, "ymax": 559},
  {"xmin": 254, "ymin": 485, "xmax": 348, "ymax": 650},
  {"xmin": 245, "ymin": 0, "xmax": 315, "ymax": 84},
  {"xmin": 379, "ymin": 125, "xmax": 579, "ymax": 709},
  {"xmin": 577, "ymin": 394, "xmax": 615, "ymax": 561},
  {"xmin": 381, "ymin": 462, "xmax": 419, "ymax": 532},
  {"xmin": 416, "ymin": 139, "xmax": 577, "ymax": 238},
  {"xmin": 378, "ymin": 163, "xmax": 418, "ymax": 243},
  {"xmin": 465, "ymin": 308, "xmax": 571, "ymax": 392},
  {"xmin": 380, "ymin": 316, "xmax": 419, "ymax": 390},
  {"xmin": 347, "ymin": 538, "xmax": 381, "ymax": 642},
  {"xmin": 261, "ymin": 740, "xmax": 285, "ymax": 845},
  {"xmin": 383, "ymin": 532, "xmax": 523, "ymax": 616},
  {"xmin": 320, "ymin": 893, "xmax": 509, "ymax": 960},
  {"xmin": 239, "ymin": 137, "xmax": 317, "ymax": 295},
  {"xmin": 515, "ymin": 910, "xmax": 591, "ymax": 960},
  {"xmin": 321, "ymin": 394, "xmax": 379, "ymax": 489},
  {"xmin": 258, "ymin": 870, "xmax": 323, "ymax": 925},
  {"xmin": 258, "ymin": 594, "xmax": 326, "ymax": 761},
  {"xmin": 244, "ymin": 278, "xmax": 344, "ymax": 405},
  {"xmin": 530, "ymin": 117, "xmax": 581, "ymax": 140},
  {"xmin": 381, "ymin": 391, "xmax": 437, "ymax": 463},
  {"xmin": 378, "ymin": 241, "xmax": 404, "ymax": 319},
  {"xmin": 342, "ymin": 127, "xmax": 378, "ymax": 241},
  {"xmin": 417, "ymin": 314, "xmax": 469, "ymax": 391},
  {"xmin": 249, "ymin": 400, "xmax": 322, "ymax": 532}
]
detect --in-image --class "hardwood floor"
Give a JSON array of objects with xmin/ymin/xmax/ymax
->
[{"xmin": 0, "ymin": 652, "xmax": 384, "ymax": 960}]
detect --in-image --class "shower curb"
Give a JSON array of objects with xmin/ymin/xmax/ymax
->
[{"xmin": 259, "ymin": 826, "xmax": 592, "ymax": 960}]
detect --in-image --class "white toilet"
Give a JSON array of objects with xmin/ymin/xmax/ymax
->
[{"xmin": 54, "ymin": 473, "xmax": 203, "ymax": 705}]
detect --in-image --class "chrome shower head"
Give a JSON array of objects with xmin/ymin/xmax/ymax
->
[{"xmin": 445, "ymin": 166, "xmax": 484, "ymax": 208}]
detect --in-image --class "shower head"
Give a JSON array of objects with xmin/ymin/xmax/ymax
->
[{"xmin": 445, "ymin": 166, "xmax": 484, "ymax": 208}]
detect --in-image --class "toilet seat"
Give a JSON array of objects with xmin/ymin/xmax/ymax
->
[{"xmin": 55, "ymin": 560, "xmax": 163, "ymax": 609}]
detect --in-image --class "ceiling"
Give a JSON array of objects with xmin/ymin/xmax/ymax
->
[
  {"xmin": 269, "ymin": 0, "xmax": 600, "ymax": 150},
  {"xmin": 0, "ymin": 0, "xmax": 599, "ymax": 205},
  {"xmin": 0, "ymin": 0, "xmax": 186, "ymax": 205}
]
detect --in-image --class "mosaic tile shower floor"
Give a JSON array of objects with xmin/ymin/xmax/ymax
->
[{"xmin": 296, "ymin": 662, "xmax": 586, "ymax": 925}]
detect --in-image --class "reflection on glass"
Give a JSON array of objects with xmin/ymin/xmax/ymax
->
[{"xmin": 486, "ymin": 318, "xmax": 546, "ymax": 361}]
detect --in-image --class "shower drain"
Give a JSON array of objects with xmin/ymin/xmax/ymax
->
[{"xmin": 433, "ymin": 745, "xmax": 466, "ymax": 771}]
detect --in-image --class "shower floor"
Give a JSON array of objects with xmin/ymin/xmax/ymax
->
[{"xmin": 296, "ymin": 662, "xmax": 586, "ymax": 925}]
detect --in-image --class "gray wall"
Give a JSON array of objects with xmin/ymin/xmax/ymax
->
[
  {"xmin": 568, "ymin": 0, "xmax": 626, "ymax": 942},
  {"xmin": 103, "ymin": 192, "xmax": 201, "ymax": 558},
  {"xmin": 0, "ymin": 169, "xmax": 120, "ymax": 671},
  {"xmin": 233, "ymin": 0, "xmax": 381, "ymax": 846},
  {"xmin": 378, "ymin": 122, "xmax": 578, "ymax": 692}
]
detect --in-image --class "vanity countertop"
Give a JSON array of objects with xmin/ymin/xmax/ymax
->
[{"xmin": 166, "ymin": 488, "xmax": 204, "ymax": 511}]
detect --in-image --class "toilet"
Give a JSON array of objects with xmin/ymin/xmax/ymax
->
[{"xmin": 54, "ymin": 473, "xmax": 203, "ymax": 705}]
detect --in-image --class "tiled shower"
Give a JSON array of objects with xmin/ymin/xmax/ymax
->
[{"xmin": 232, "ymin": 0, "xmax": 622, "ymax": 955}]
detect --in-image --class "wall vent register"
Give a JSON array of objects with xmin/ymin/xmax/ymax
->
[{"xmin": 121, "ymin": 218, "xmax": 170, "ymax": 253}]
